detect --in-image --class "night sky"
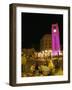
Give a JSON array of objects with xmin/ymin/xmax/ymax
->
[{"xmin": 22, "ymin": 13, "xmax": 63, "ymax": 51}]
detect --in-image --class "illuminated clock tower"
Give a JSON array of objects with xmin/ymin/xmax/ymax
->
[{"xmin": 52, "ymin": 23, "xmax": 60, "ymax": 55}]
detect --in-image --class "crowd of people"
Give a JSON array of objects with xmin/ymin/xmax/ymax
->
[{"xmin": 21, "ymin": 52, "xmax": 63, "ymax": 77}]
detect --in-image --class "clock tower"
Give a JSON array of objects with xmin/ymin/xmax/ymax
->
[{"xmin": 52, "ymin": 23, "xmax": 60, "ymax": 55}]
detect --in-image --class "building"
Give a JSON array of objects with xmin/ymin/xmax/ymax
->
[
  {"xmin": 40, "ymin": 34, "xmax": 52, "ymax": 51},
  {"xmin": 52, "ymin": 23, "xmax": 60, "ymax": 55}
]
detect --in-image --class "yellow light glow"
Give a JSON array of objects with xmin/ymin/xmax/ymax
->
[
  {"xmin": 45, "ymin": 50, "xmax": 48, "ymax": 53},
  {"xmin": 42, "ymin": 51, "xmax": 44, "ymax": 54}
]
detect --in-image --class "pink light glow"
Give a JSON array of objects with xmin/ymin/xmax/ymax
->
[{"xmin": 52, "ymin": 23, "xmax": 60, "ymax": 56}]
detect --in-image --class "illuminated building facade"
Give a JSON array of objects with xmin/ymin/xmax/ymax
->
[
  {"xmin": 40, "ymin": 34, "xmax": 52, "ymax": 51},
  {"xmin": 52, "ymin": 23, "xmax": 60, "ymax": 55}
]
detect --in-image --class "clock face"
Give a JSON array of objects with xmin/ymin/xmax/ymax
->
[{"xmin": 53, "ymin": 29, "xmax": 56, "ymax": 32}]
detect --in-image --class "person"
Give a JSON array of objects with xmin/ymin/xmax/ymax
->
[
  {"xmin": 22, "ymin": 54, "xmax": 27, "ymax": 74},
  {"xmin": 48, "ymin": 60, "xmax": 55, "ymax": 75},
  {"xmin": 38, "ymin": 65, "xmax": 49, "ymax": 76},
  {"xmin": 30, "ymin": 64, "xmax": 36, "ymax": 73}
]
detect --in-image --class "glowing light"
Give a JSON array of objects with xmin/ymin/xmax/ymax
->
[
  {"xmin": 42, "ymin": 51, "xmax": 44, "ymax": 54},
  {"xmin": 48, "ymin": 50, "xmax": 52, "ymax": 52},
  {"xmin": 38, "ymin": 52, "xmax": 41, "ymax": 58},
  {"xmin": 45, "ymin": 50, "xmax": 48, "ymax": 53},
  {"xmin": 41, "ymin": 53, "xmax": 44, "ymax": 58},
  {"xmin": 54, "ymin": 29, "xmax": 56, "ymax": 32}
]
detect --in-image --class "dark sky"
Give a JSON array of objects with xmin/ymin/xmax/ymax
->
[{"xmin": 22, "ymin": 12, "xmax": 63, "ymax": 50}]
